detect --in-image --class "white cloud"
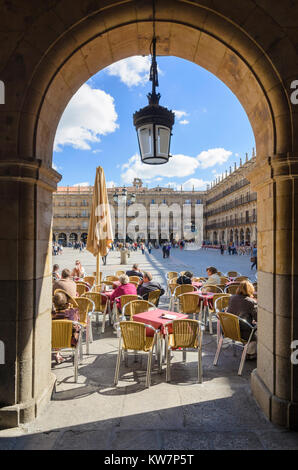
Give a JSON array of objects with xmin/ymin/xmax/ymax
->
[
  {"xmin": 167, "ymin": 179, "xmax": 210, "ymax": 191},
  {"xmin": 106, "ymin": 56, "xmax": 151, "ymax": 87},
  {"xmin": 73, "ymin": 182, "xmax": 90, "ymax": 187},
  {"xmin": 173, "ymin": 110, "xmax": 188, "ymax": 120},
  {"xmin": 121, "ymin": 153, "xmax": 200, "ymax": 185},
  {"xmin": 106, "ymin": 181, "xmax": 117, "ymax": 188},
  {"xmin": 92, "ymin": 149, "xmax": 102, "ymax": 154},
  {"xmin": 54, "ymin": 83, "xmax": 119, "ymax": 151},
  {"xmin": 179, "ymin": 119, "xmax": 189, "ymax": 125},
  {"xmin": 196, "ymin": 148, "xmax": 232, "ymax": 169}
]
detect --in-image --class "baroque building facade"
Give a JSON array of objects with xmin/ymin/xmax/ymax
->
[{"xmin": 53, "ymin": 156, "xmax": 257, "ymax": 246}]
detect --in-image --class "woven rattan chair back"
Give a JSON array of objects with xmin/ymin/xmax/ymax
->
[
  {"xmin": 120, "ymin": 295, "xmax": 139, "ymax": 310},
  {"xmin": 115, "ymin": 270, "xmax": 125, "ymax": 277},
  {"xmin": 83, "ymin": 276, "xmax": 95, "ymax": 287},
  {"xmin": 167, "ymin": 271, "xmax": 179, "ymax": 280},
  {"xmin": 83, "ymin": 292, "xmax": 107, "ymax": 311},
  {"xmin": 172, "ymin": 319, "xmax": 200, "ymax": 348},
  {"xmin": 123, "ymin": 300, "xmax": 152, "ymax": 320},
  {"xmin": 105, "ymin": 275, "xmax": 119, "ymax": 282},
  {"xmin": 226, "ymin": 271, "xmax": 240, "ymax": 277},
  {"xmin": 217, "ymin": 312, "xmax": 243, "ymax": 343},
  {"xmin": 120, "ymin": 321, "xmax": 147, "ymax": 350},
  {"xmin": 128, "ymin": 276, "xmax": 141, "ymax": 283},
  {"xmin": 147, "ymin": 289, "xmax": 161, "ymax": 306},
  {"xmin": 52, "ymin": 320, "xmax": 73, "ymax": 349},
  {"xmin": 202, "ymin": 285, "xmax": 223, "ymax": 294},
  {"xmin": 235, "ymin": 276, "xmax": 249, "ymax": 282},
  {"xmin": 225, "ymin": 284, "xmax": 241, "ymax": 294},
  {"xmin": 76, "ymin": 297, "xmax": 93, "ymax": 324},
  {"xmin": 214, "ymin": 294, "xmax": 231, "ymax": 312},
  {"xmin": 76, "ymin": 282, "xmax": 89, "ymax": 296},
  {"xmin": 174, "ymin": 284, "xmax": 195, "ymax": 298},
  {"xmin": 178, "ymin": 293, "xmax": 200, "ymax": 314}
]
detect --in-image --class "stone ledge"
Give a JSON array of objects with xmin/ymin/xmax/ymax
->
[
  {"xmin": 0, "ymin": 159, "xmax": 61, "ymax": 192},
  {"xmin": 0, "ymin": 372, "xmax": 56, "ymax": 430}
]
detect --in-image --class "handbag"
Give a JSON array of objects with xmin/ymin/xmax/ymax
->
[{"xmin": 250, "ymin": 256, "xmax": 255, "ymax": 262}]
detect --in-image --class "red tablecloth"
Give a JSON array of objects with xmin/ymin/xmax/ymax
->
[
  {"xmin": 133, "ymin": 309, "xmax": 188, "ymax": 336},
  {"xmin": 185, "ymin": 291, "xmax": 215, "ymax": 308}
]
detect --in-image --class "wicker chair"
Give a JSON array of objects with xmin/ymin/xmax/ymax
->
[
  {"xmin": 165, "ymin": 319, "xmax": 203, "ymax": 383},
  {"xmin": 213, "ymin": 312, "xmax": 257, "ymax": 375},
  {"xmin": 52, "ymin": 319, "xmax": 82, "ymax": 382},
  {"xmin": 128, "ymin": 276, "xmax": 141, "ymax": 284},
  {"xmin": 213, "ymin": 294, "xmax": 231, "ymax": 340},
  {"xmin": 82, "ymin": 292, "xmax": 109, "ymax": 333},
  {"xmin": 83, "ymin": 276, "xmax": 95, "ymax": 287},
  {"xmin": 146, "ymin": 289, "xmax": 161, "ymax": 306},
  {"xmin": 112, "ymin": 294, "xmax": 140, "ymax": 323},
  {"xmin": 76, "ymin": 297, "xmax": 95, "ymax": 354},
  {"xmin": 114, "ymin": 321, "xmax": 158, "ymax": 388},
  {"xmin": 220, "ymin": 276, "xmax": 230, "ymax": 284},
  {"xmin": 234, "ymin": 276, "xmax": 249, "ymax": 282},
  {"xmin": 170, "ymin": 284, "xmax": 196, "ymax": 311},
  {"xmin": 115, "ymin": 270, "xmax": 125, "ymax": 277},
  {"xmin": 93, "ymin": 271, "xmax": 103, "ymax": 283},
  {"xmin": 224, "ymin": 284, "xmax": 241, "ymax": 295},
  {"xmin": 105, "ymin": 275, "xmax": 119, "ymax": 282},
  {"xmin": 122, "ymin": 299, "xmax": 156, "ymax": 321},
  {"xmin": 226, "ymin": 271, "xmax": 240, "ymax": 278},
  {"xmin": 167, "ymin": 271, "xmax": 179, "ymax": 280},
  {"xmin": 75, "ymin": 282, "xmax": 90, "ymax": 297},
  {"xmin": 177, "ymin": 293, "xmax": 201, "ymax": 319},
  {"xmin": 101, "ymin": 280, "xmax": 115, "ymax": 289},
  {"xmin": 201, "ymin": 285, "xmax": 223, "ymax": 294}
]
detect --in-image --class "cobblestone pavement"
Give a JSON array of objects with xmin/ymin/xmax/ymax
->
[{"xmin": 1, "ymin": 248, "xmax": 298, "ymax": 450}]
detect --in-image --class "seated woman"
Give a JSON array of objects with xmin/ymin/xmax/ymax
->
[
  {"xmin": 52, "ymin": 264, "xmax": 60, "ymax": 281},
  {"xmin": 110, "ymin": 274, "xmax": 137, "ymax": 311},
  {"xmin": 177, "ymin": 271, "xmax": 193, "ymax": 285},
  {"xmin": 52, "ymin": 290, "xmax": 80, "ymax": 363},
  {"xmin": 201, "ymin": 266, "xmax": 221, "ymax": 292},
  {"xmin": 227, "ymin": 280, "xmax": 257, "ymax": 359},
  {"xmin": 71, "ymin": 260, "xmax": 86, "ymax": 279}
]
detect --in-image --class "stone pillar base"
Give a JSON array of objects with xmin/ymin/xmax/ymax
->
[
  {"xmin": 251, "ymin": 369, "xmax": 298, "ymax": 430},
  {"xmin": 0, "ymin": 373, "xmax": 56, "ymax": 430}
]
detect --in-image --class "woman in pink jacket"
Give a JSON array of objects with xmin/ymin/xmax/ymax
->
[{"xmin": 110, "ymin": 274, "xmax": 137, "ymax": 311}]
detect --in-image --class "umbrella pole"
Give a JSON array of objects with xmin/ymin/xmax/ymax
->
[{"xmin": 96, "ymin": 253, "xmax": 100, "ymax": 285}]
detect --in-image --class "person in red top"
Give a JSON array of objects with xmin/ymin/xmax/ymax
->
[{"xmin": 110, "ymin": 274, "xmax": 137, "ymax": 311}]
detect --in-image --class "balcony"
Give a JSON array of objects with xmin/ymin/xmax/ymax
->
[
  {"xmin": 204, "ymin": 192, "xmax": 257, "ymax": 217},
  {"xmin": 205, "ymin": 215, "xmax": 257, "ymax": 230},
  {"xmin": 206, "ymin": 179, "xmax": 250, "ymax": 205}
]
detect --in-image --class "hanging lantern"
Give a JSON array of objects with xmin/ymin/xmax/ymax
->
[{"xmin": 133, "ymin": 21, "xmax": 174, "ymax": 164}]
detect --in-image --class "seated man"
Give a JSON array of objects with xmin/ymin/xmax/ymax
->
[
  {"xmin": 137, "ymin": 271, "xmax": 165, "ymax": 306},
  {"xmin": 53, "ymin": 268, "xmax": 77, "ymax": 298},
  {"xmin": 203, "ymin": 266, "xmax": 221, "ymax": 287},
  {"xmin": 177, "ymin": 271, "xmax": 193, "ymax": 285},
  {"xmin": 126, "ymin": 263, "xmax": 143, "ymax": 279}
]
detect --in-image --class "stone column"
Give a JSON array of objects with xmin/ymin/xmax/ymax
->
[
  {"xmin": 249, "ymin": 156, "xmax": 298, "ymax": 429},
  {"xmin": 0, "ymin": 160, "xmax": 60, "ymax": 428}
]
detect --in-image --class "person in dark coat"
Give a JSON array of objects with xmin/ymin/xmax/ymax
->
[
  {"xmin": 126, "ymin": 263, "xmax": 143, "ymax": 279},
  {"xmin": 177, "ymin": 271, "xmax": 193, "ymax": 285},
  {"xmin": 137, "ymin": 272, "xmax": 165, "ymax": 306}
]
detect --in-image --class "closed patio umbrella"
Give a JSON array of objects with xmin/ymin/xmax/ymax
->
[{"xmin": 87, "ymin": 166, "xmax": 113, "ymax": 284}]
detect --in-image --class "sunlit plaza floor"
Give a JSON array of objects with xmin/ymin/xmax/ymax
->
[{"xmin": 1, "ymin": 247, "xmax": 298, "ymax": 450}]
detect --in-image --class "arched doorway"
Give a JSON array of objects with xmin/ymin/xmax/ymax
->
[
  {"xmin": 240, "ymin": 229, "xmax": 244, "ymax": 245},
  {"xmin": 246, "ymin": 228, "xmax": 251, "ymax": 245},
  {"xmin": 80, "ymin": 233, "xmax": 88, "ymax": 245},
  {"xmin": 229, "ymin": 230, "xmax": 234, "ymax": 243},
  {"xmin": 1, "ymin": 1, "xmax": 297, "ymax": 429},
  {"xmin": 235, "ymin": 229, "xmax": 239, "ymax": 246},
  {"xmin": 69, "ymin": 233, "xmax": 78, "ymax": 245},
  {"xmin": 58, "ymin": 233, "xmax": 67, "ymax": 247}
]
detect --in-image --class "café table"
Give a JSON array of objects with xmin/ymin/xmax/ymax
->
[{"xmin": 133, "ymin": 308, "xmax": 188, "ymax": 368}]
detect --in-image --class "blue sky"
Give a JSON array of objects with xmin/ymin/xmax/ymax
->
[{"xmin": 53, "ymin": 55, "xmax": 255, "ymax": 190}]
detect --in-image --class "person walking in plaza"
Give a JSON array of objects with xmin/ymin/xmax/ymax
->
[
  {"xmin": 166, "ymin": 242, "xmax": 171, "ymax": 258},
  {"xmin": 162, "ymin": 243, "xmax": 167, "ymax": 259},
  {"xmin": 148, "ymin": 241, "xmax": 152, "ymax": 254},
  {"xmin": 220, "ymin": 243, "xmax": 224, "ymax": 255},
  {"xmin": 251, "ymin": 243, "xmax": 257, "ymax": 270},
  {"xmin": 140, "ymin": 242, "xmax": 145, "ymax": 255}
]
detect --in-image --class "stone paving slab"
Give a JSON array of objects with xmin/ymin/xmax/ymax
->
[{"xmin": 0, "ymin": 248, "xmax": 297, "ymax": 450}]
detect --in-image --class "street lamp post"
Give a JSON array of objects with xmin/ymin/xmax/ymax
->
[{"xmin": 113, "ymin": 187, "xmax": 136, "ymax": 243}]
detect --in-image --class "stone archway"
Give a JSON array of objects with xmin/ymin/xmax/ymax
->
[{"xmin": 1, "ymin": 0, "xmax": 298, "ymax": 429}]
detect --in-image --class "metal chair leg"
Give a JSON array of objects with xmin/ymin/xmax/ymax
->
[
  {"xmin": 208, "ymin": 310, "xmax": 213, "ymax": 334},
  {"xmin": 101, "ymin": 310, "xmax": 106, "ymax": 333},
  {"xmin": 114, "ymin": 350, "xmax": 121, "ymax": 385},
  {"xmin": 166, "ymin": 346, "xmax": 171, "ymax": 382},
  {"xmin": 146, "ymin": 350, "xmax": 153, "ymax": 388},
  {"xmin": 182, "ymin": 350, "xmax": 187, "ymax": 362},
  {"xmin": 213, "ymin": 335, "xmax": 223, "ymax": 365},
  {"xmin": 238, "ymin": 344, "xmax": 248, "ymax": 375},
  {"xmin": 198, "ymin": 348, "xmax": 202, "ymax": 384},
  {"xmin": 74, "ymin": 348, "xmax": 79, "ymax": 383}
]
